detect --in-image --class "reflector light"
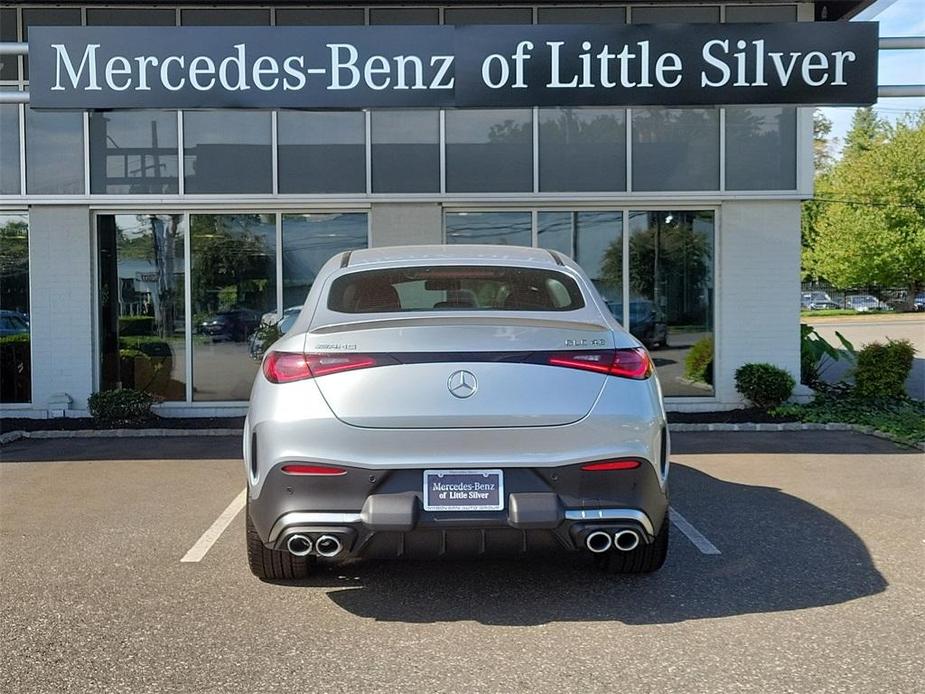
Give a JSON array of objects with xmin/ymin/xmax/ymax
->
[
  {"xmin": 581, "ymin": 460, "xmax": 641, "ymax": 471},
  {"xmin": 281, "ymin": 464, "xmax": 347, "ymax": 476},
  {"xmin": 545, "ymin": 348, "xmax": 652, "ymax": 379}
]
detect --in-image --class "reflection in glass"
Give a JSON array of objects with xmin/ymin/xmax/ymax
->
[
  {"xmin": 90, "ymin": 111, "xmax": 179, "ymax": 194},
  {"xmin": 191, "ymin": 214, "xmax": 276, "ymax": 401},
  {"xmin": 0, "ymin": 104, "xmax": 20, "ymax": 194},
  {"xmin": 0, "ymin": 9, "xmax": 18, "ymax": 81},
  {"xmin": 631, "ymin": 6, "xmax": 719, "ymax": 23},
  {"xmin": 275, "ymin": 8, "xmax": 365, "ymax": 25},
  {"xmin": 25, "ymin": 109, "xmax": 86, "ymax": 195},
  {"xmin": 0, "ymin": 213, "xmax": 30, "ymax": 403},
  {"xmin": 183, "ymin": 111, "xmax": 272, "ymax": 194},
  {"xmin": 629, "ymin": 211, "xmax": 714, "ymax": 396},
  {"xmin": 445, "ymin": 110, "xmax": 533, "ymax": 192},
  {"xmin": 181, "ymin": 9, "xmax": 270, "ymax": 25},
  {"xmin": 370, "ymin": 8, "xmax": 439, "ymax": 24},
  {"xmin": 445, "ymin": 212, "xmax": 532, "ymax": 246},
  {"xmin": 22, "ymin": 8, "xmax": 81, "ymax": 78},
  {"xmin": 371, "ymin": 110, "xmax": 439, "ymax": 193},
  {"xmin": 726, "ymin": 108, "xmax": 797, "ymax": 190},
  {"xmin": 98, "ymin": 214, "xmax": 186, "ymax": 400},
  {"xmin": 86, "ymin": 8, "xmax": 176, "ymax": 25},
  {"xmin": 537, "ymin": 7, "xmax": 625, "ymax": 23},
  {"xmin": 539, "ymin": 108, "xmax": 626, "ymax": 191},
  {"xmin": 537, "ymin": 211, "xmax": 624, "ymax": 324},
  {"xmin": 443, "ymin": 7, "xmax": 533, "ymax": 23},
  {"xmin": 282, "ymin": 213, "xmax": 368, "ymax": 308},
  {"xmin": 632, "ymin": 109, "xmax": 719, "ymax": 191},
  {"xmin": 278, "ymin": 111, "xmax": 365, "ymax": 194}
]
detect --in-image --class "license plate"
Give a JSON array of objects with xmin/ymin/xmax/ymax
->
[{"xmin": 423, "ymin": 469, "xmax": 504, "ymax": 512}]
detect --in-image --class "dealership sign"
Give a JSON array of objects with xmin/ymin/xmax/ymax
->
[{"xmin": 29, "ymin": 23, "xmax": 878, "ymax": 109}]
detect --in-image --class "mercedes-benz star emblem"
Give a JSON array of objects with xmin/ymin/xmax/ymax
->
[{"xmin": 447, "ymin": 370, "xmax": 478, "ymax": 399}]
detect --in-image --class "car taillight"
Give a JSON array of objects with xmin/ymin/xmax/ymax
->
[
  {"xmin": 581, "ymin": 459, "xmax": 641, "ymax": 471},
  {"xmin": 545, "ymin": 348, "xmax": 652, "ymax": 379},
  {"xmin": 263, "ymin": 351, "xmax": 397, "ymax": 383},
  {"xmin": 281, "ymin": 464, "xmax": 347, "ymax": 476}
]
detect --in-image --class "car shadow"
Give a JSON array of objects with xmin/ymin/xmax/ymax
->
[{"xmin": 269, "ymin": 463, "xmax": 887, "ymax": 626}]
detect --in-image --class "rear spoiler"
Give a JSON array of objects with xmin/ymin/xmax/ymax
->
[{"xmin": 310, "ymin": 315, "xmax": 610, "ymax": 335}]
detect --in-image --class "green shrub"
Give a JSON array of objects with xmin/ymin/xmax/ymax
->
[
  {"xmin": 88, "ymin": 389, "xmax": 155, "ymax": 426},
  {"xmin": 118, "ymin": 315, "xmax": 156, "ymax": 336},
  {"xmin": 854, "ymin": 339, "xmax": 916, "ymax": 399},
  {"xmin": 735, "ymin": 363, "xmax": 795, "ymax": 408},
  {"xmin": 800, "ymin": 324, "xmax": 856, "ymax": 388},
  {"xmin": 0, "ymin": 334, "xmax": 31, "ymax": 402},
  {"xmin": 684, "ymin": 336, "xmax": 714, "ymax": 385}
]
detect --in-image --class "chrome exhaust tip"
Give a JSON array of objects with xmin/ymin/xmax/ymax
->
[
  {"xmin": 286, "ymin": 534, "xmax": 313, "ymax": 557},
  {"xmin": 585, "ymin": 530, "xmax": 613, "ymax": 554},
  {"xmin": 613, "ymin": 529, "xmax": 641, "ymax": 552},
  {"xmin": 315, "ymin": 534, "xmax": 343, "ymax": 558}
]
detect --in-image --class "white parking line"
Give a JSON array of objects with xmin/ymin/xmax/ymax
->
[
  {"xmin": 180, "ymin": 488, "xmax": 247, "ymax": 563},
  {"xmin": 669, "ymin": 506, "xmax": 721, "ymax": 555}
]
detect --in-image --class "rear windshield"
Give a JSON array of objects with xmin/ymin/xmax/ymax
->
[{"xmin": 327, "ymin": 266, "xmax": 585, "ymax": 313}]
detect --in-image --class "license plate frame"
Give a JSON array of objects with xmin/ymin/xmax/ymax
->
[{"xmin": 422, "ymin": 469, "xmax": 504, "ymax": 512}]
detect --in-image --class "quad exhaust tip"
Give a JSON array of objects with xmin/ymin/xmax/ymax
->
[
  {"xmin": 585, "ymin": 530, "xmax": 613, "ymax": 554},
  {"xmin": 315, "ymin": 534, "xmax": 343, "ymax": 558},
  {"xmin": 286, "ymin": 534, "xmax": 313, "ymax": 557},
  {"xmin": 613, "ymin": 529, "xmax": 641, "ymax": 552}
]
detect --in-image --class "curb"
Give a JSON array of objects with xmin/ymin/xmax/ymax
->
[{"xmin": 1, "ymin": 424, "xmax": 922, "ymax": 451}]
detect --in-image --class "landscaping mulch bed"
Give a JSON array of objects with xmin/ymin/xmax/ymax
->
[{"xmin": 0, "ymin": 416, "xmax": 245, "ymax": 434}]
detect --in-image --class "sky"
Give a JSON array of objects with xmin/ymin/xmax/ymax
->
[{"xmin": 820, "ymin": 0, "xmax": 925, "ymax": 154}]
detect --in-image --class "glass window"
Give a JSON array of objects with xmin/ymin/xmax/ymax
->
[
  {"xmin": 282, "ymin": 213, "xmax": 368, "ymax": 309},
  {"xmin": 97, "ymin": 214, "xmax": 186, "ymax": 400},
  {"xmin": 631, "ymin": 6, "xmax": 720, "ymax": 23},
  {"xmin": 726, "ymin": 107, "xmax": 797, "ymax": 190},
  {"xmin": 86, "ymin": 9, "xmax": 176, "ymax": 26},
  {"xmin": 370, "ymin": 8, "xmax": 440, "ymax": 24},
  {"xmin": 0, "ymin": 9, "xmax": 18, "ymax": 81},
  {"xmin": 181, "ymin": 9, "xmax": 270, "ymax": 25},
  {"xmin": 725, "ymin": 5, "xmax": 797, "ymax": 22},
  {"xmin": 537, "ymin": 211, "xmax": 623, "ymax": 321},
  {"xmin": 278, "ymin": 111, "xmax": 366, "ymax": 194},
  {"xmin": 22, "ymin": 8, "xmax": 82, "ymax": 79},
  {"xmin": 25, "ymin": 109, "xmax": 85, "ymax": 195},
  {"xmin": 539, "ymin": 108, "xmax": 625, "ymax": 192},
  {"xmin": 632, "ymin": 109, "xmax": 719, "ymax": 191},
  {"xmin": 328, "ymin": 266, "xmax": 585, "ymax": 313},
  {"xmin": 89, "ymin": 111, "xmax": 179, "ymax": 194},
  {"xmin": 371, "ymin": 110, "xmax": 439, "ymax": 193},
  {"xmin": 446, "ymin": 110, "xmax": 533, "ymax": 193},
  {"xmin": 276, "ymin": 9, "xmax": 366, "ymax": 25},
  {"xmin": 444, "ymin": 7, "xmax": 534, "ymax": 24},
  {"xmin": 0, "ymin": 102, "xmax": 20, "ymax": 194},
  {"xmin": 191, "ymin": 214, "xmax": 276, "ymax": 401},
  {"xmin": 537, "ymin": 7, "xmax": 626, "ymax": 23},
  {"xmin": 183, "ymin": 111, "xmax": 272, "ymax": 194},
  {"xmin": 629, "ymin": 210, "xmax": 714, "ymax": 396},
  {"xmin": 445, "ymin": 211, "xmax": 532, "ymax": 246},
  {"xmin": 0, "ymin": 212, "xmax": 30, "ymax": 403}
]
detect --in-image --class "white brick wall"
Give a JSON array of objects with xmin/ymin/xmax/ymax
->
[
  {"xmin": 27, "ymin": 205, "xmax": 95, "ymax": 414},
  {"xmin": 713, "ymin": 200, "xmax": 802, "ymax": 406}
]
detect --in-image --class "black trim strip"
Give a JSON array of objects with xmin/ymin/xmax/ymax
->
[
  {"xmin": 340, "ymin": 251, "xmax": 353, "ymax": 268},
  {"xmin": 548, "ymin": 250, "xmax": 565, "ymax": 266}
]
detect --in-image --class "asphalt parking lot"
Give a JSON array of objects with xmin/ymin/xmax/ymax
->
[{"xmin": 1, "ymin": 432, "xmax": 922, "ymax": 694}]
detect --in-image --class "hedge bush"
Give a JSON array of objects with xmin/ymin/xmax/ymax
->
[
  {"xmin": 118, "ymin": 315, "xmax": 156, "ymax": 336},
  {"xmin": 88, "ymin": 389, "xmax": 155, "ymax": 426},
  {"xmin": 735, "ymin": 363, "xmax": 795, "ymax": 408},
  {"xmin": 854, "ymin": 339, "xmax": 916, "ymax": 399},
  {"xmin": 684, "ymin": 336, "xmax": 714, "ymax": 385}
]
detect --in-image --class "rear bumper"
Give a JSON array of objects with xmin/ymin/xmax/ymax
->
[{"xmin": 249, "ymin": 461, "xmax": 669, "ymax": 559}]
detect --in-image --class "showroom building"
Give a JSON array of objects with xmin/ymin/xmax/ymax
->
[{"xmin": 0, "ymin": 0, "xmax": 876, "ymax": 416}]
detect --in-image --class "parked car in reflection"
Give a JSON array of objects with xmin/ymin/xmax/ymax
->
[
  {"xmin": 845, "ymin": 294, "xmax": 890, "ymax": 312},
  {"xmin": 200, "ymin": 308, "xmax": 262, "ymax": 342},
  {"xmin": 801, "ymin": 291, "xmax": 840, "ymax": 311},
  {"xmin": 606, "ymin": 300, "xmax": 668, "ymax": 349},
  {"xmin": 249, "ymin": 307, "xmax": 302, "ymax": 359},
  {"xmin": 915, "ymin": 293, "xmax": 925, "ymax": 312},
  {"xmin": 0, "ymin": 310, "xmax": 30, "ymax": 337}
]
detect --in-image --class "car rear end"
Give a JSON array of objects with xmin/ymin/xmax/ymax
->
[{"xmin": 244, "ymin": 247, "xmax": 670, "ymax": 578}]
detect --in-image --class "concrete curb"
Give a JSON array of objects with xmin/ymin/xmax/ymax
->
[{"xmin": 1, "ymin": 423, "xmax": 921, "ymax": 451}]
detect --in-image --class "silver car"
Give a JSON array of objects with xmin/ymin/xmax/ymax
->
[{"xmin": 244, "ymin": 245, "xmax": 670, "ymax": 579}]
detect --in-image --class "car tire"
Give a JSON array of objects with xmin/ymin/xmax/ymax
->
[
  {"xmin": 597, "ymin": 515, "xmax": 669, "ymax": 574},
  {"xmin": 246, "ymin": 507, "xmax": 314, "ymax": 580}
]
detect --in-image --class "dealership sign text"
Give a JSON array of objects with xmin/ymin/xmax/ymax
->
[{"xmin": 29, "ymin": 23, "xmax": 878, "ymax": 109}]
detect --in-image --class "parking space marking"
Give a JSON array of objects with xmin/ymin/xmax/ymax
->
[
  {"xmin": 669, "ymin": 506, "xmax": 721, "ymax": 555},
  {"xmin": 180, "ymin": 488, "xmax": 247, "ymax": 563}
]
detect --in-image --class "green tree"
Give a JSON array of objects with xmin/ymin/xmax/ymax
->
[
  {"xmin": 843, "ymin": 107, "xmax": 885, "ymax": 158},
  {"xmin": 805, "ymin": 113, "xmax": 925, "ymax": 307},
  {"xmin": 813, "ymin": 109, "xmax": 835, "ymax": 172}
]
